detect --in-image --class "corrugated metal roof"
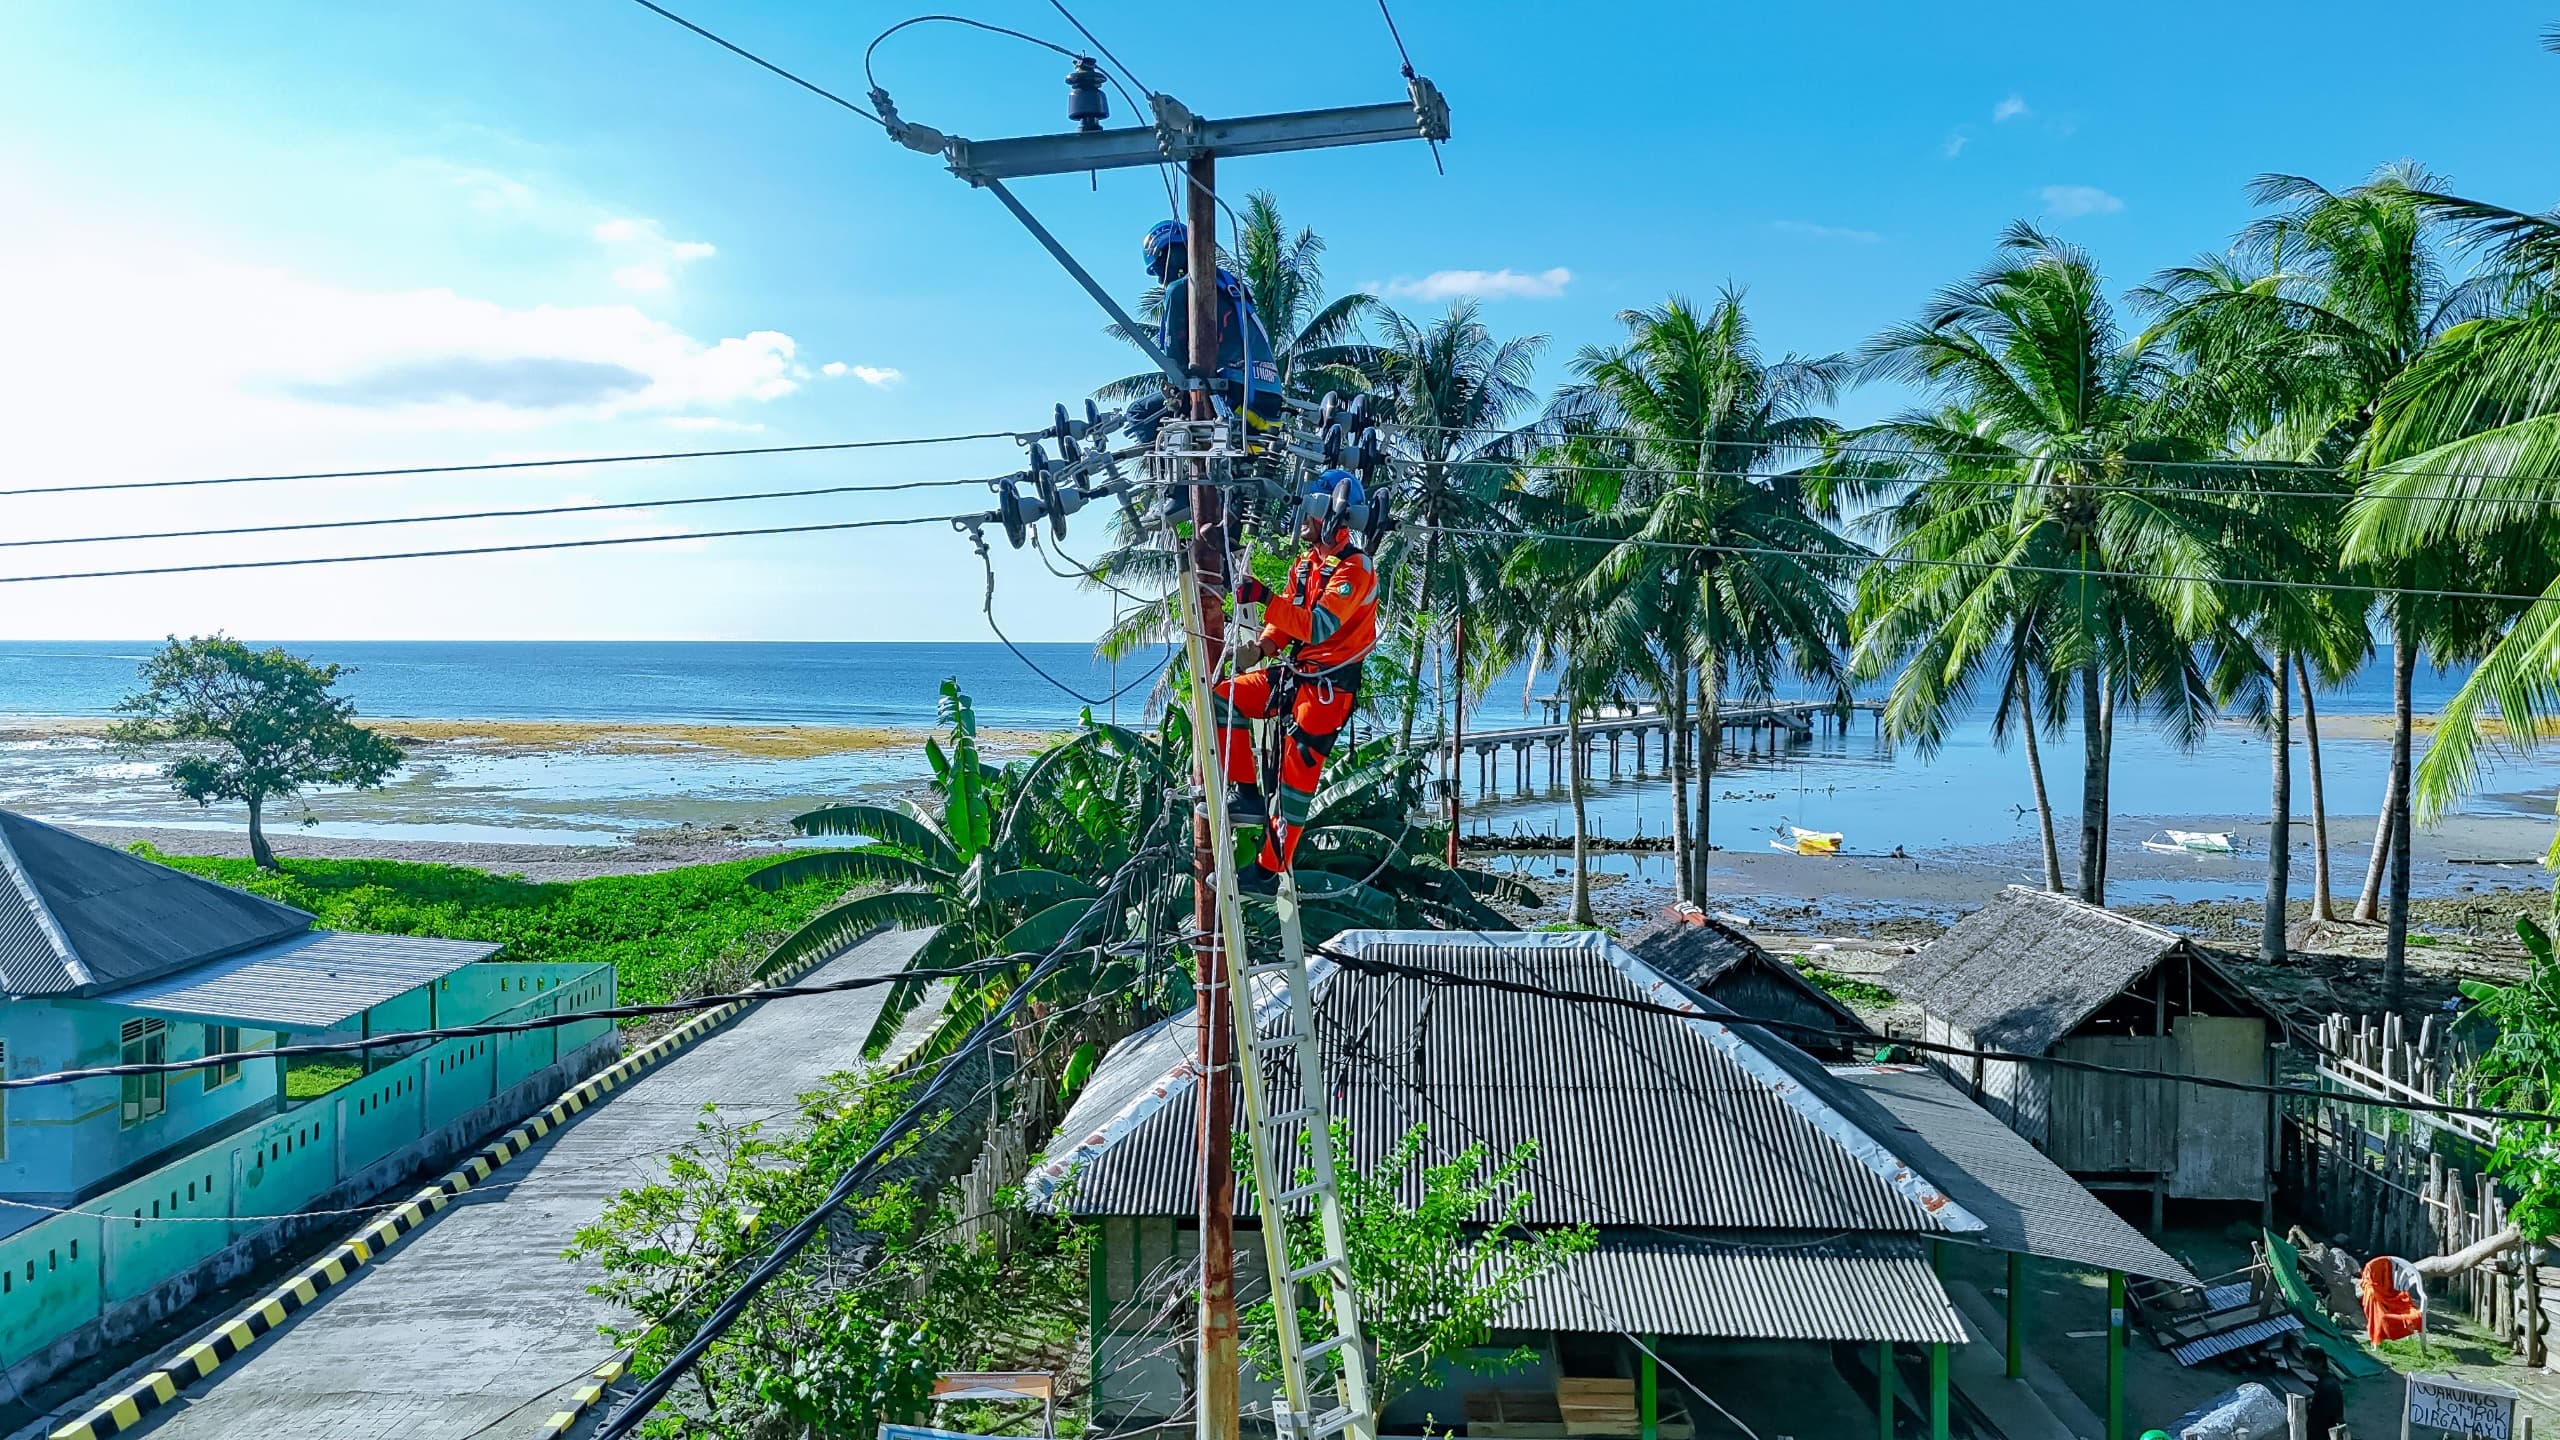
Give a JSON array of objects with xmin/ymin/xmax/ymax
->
[
  {"xmin": 1038, "ymin": 930, "xmax": 1973, "ymax": 1237},
  {"xmin": 1885, "ymin": 886, "xmax": 2279, "ymax": 1052},
  {"xmin": 1825, "ymin": 1064, "xmax": 2199, "ymax": 1285},
  {"xmin": 0, "ymin": 810, "xmax": 312, "ymax": 997},
  {"xmin": 1498, "ymin": 1235, "xmax": 1967, "ymax": 1345},
  {"xmin": 1625, "ymin": 916, "xmax": 1868, "ymax": 1035},
  {"xmin": 90, "ymin": 928, "xmax": 500, "ymax": 1029}
]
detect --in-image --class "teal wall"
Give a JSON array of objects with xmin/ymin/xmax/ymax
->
[
  {"xmin": 0, "ymin": 961, "xmax": 616, "ymax": 1370},
  {"xmin": 0, "ymin": 1002, "xmax": 280, "ymax": 1200}
]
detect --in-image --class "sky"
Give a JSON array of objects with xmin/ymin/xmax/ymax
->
[{"xmin": 1, "ymin": 1, "xmax": 2554, "ymax": 644}]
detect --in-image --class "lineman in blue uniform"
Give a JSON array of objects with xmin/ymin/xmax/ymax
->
[{"xmin": 1125, "ymin": 221, "xmax": 1282, "ymax": 442}]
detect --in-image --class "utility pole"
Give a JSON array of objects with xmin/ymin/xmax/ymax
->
[
  {"xmin": 873, "ymin": 73, "xmax": 1449, "ymax": 1440},
  {"xmin": 1182, "ymin": 151, "xmax": 1242, "ymax": 1440}
]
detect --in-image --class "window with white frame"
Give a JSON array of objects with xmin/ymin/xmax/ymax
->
[{"xmin": 120, "ymin": 1019, "xmax": 166, "ymax": 1126}]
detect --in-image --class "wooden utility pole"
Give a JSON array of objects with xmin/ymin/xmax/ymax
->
[
  {"xmin": 1446, "ymin": 619, "xmax": 1464, "ymax": 867},
  {"xmin": 1183, "ymin": 152, "xmax": 1241, "ymax": 1440}
]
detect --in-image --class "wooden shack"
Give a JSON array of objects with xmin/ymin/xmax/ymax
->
[
  {"xmin": 1886, "ymin": 885, "xmax": 2285, "ymax": 1223},
  {"xmin": 1625, "ymin": 908, "xmax": 1873, "ymax": 1059}
]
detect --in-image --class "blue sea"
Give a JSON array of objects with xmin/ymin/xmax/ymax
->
[
  {"xmin": 3, "ymin": 640, "xmax": 2555, "ymax": 913},
  {"xmin": 0, "ymin": 640, "xmax": 1155, "ymax": 730}
]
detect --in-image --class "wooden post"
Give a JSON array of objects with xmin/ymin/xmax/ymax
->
[
  {"xmin": 2106, "ymin": 1270, "xmax": 2126, "ymax": 1440},
  {"xmin": 1877, "ymin": 1341, "xmax": 1894, "ymax": 1440},
  {"xmin": 1638, "ymin": 1335, "xmax": 1658, "ymax": 1440},
  {"xmin": 1089, "ymin": 1221, "xmax": 1111, "ymax": 1411},
  {"xmin": 2285, "ymin": 1391, "xmax": 2308, "ymax": 1440},
  {"xmin": 1928, "ymin": 1343, "xmax": 1949, "ymax": 1440},
  {"xmin": 2006, "ymin": 1251, "xmax": 2027, "ymax": 1380}
]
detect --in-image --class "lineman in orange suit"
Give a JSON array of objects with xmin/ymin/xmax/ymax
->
[{"xmin": 1214, "ymin": 469, "xmax": 1381, "ymax": 893}]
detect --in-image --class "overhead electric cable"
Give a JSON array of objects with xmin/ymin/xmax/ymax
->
[
  {"xmin": 624, "ymin": 0, "xmax": 890, "ymax": 126},
  {"xmin": 6, "ymin": 475, "xmax": 1003, "ymax": 550},
  {"xmin": 1416, "ymin": 520, "xmax": 2560, "ymax": 610},
  {"xmin": 0, "ymin": 511, "xmax": 978, "ymax": 586},
  {"xmin": 1378, "ymin": 418, "xmax": 2560, "ymax": 493},
  {"xmin": 1, "ymin": 431, "xmax": 1018, "ymax": 500}
]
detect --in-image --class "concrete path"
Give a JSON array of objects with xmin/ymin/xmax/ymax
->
[{"xmin": 120, "ymin": 928, "xmax": 928, "ymax": 1439}]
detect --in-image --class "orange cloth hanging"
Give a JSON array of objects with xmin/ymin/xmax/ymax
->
[{"xmin": 2358, "ymin": 1255, "xmax": 2425, "ymax": 1342}]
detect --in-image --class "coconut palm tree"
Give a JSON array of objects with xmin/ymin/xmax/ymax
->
[
  {"xmin": 1856, "ymin": 223, "xmax": 2289, "ymax": 904},
  {"xmin": 1549, "ymin": 290, "xmax": 1863, "ymax": 903},
  {"xmin": 1366, "ymin": 299, "xmax": 1546, "ymax": 753},
  {"xmin": 1847, "ymin": 410, "xmax": 2071, "ymax": 894},
  {"xmin": 2346, "ymin": 185, "xmax": 2560, "ymax": 820}
]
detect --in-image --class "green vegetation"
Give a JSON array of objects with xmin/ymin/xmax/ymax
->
[
  {"xmin": 1798, "ymin": 966, "xmax": 1896, "ymax": 1007},
  {"xmin": 109, "ymin": 636, "xmax": 406, "ymax": 871},
  {"xmin": 283, "ymin": 1058, "xmax": 362, "ymax": 1100},
  {"xmin": 567, "ymin": 1071, "xmax": 1089, "ymax": 1439},
  {"xmin": 1244, "ymin": 1121, "xmax": 1593, "ymax": 1432},
  {"xmin": 139, "ymin": 848, "xmax": 850, "ymax": 1007}
]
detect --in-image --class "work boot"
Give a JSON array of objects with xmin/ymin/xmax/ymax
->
[
  {"xmin": 1235, "ymin": 860, "xmax": 1282, "ymax": 896},
  {"xmin": 1225, "ymin": 782, "xmax": 1268, "ymax": 825}
]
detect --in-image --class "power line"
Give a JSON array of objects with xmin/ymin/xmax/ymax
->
[
  {"xmin": 0, "ymin": 511, "xmax": 979, "ymax": 586},
  {"xmin": 1374, "ymin": 419, "xmax": 2560, "ymax": 505},
  {"xmin": 1044, "ymin": 0, "xmax": 1155, "ymax": 98},
  {"xmin": 865, "ymin": 14, "xmax": 1078, "ymax": 92},
  {"xmin": 1416, "ymin": 520, "xmax": 2560, "ymax": 610},
  {"xmin": 1312, "ymin": 945, "xmax": 2560, "ymax": 1128},
  {"xmin": 623, "ymin": 0, "xmax": 889, "ymax": 127},
  {"xmin": 0, "ymin": 431, "xmax": 1020, "ymax": 501},
  {"xmin": 7, "ymin": 475, "xmax": 1002, "ymax": 551},
  {"xmin": 0, "ymin": 955, "xmax": 1039, "ymax": 1091}
]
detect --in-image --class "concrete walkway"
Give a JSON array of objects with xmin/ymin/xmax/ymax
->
[{"xmin": 117, "ymin": 928, "xmax": 928, "ymax": 1439}]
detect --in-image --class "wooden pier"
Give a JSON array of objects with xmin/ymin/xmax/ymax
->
[{"xmin": 1442, "ymin": 698, "xmax": 1883, "ymax": 793}]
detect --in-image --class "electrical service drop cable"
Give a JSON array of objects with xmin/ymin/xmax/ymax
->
[
  {"xmin": 625, "ymin": 0, "xmax": 889, "ymax": 127},
  {"xmin": 977, "ymin": 532, "xmax": 1171, "ymax": 707}
]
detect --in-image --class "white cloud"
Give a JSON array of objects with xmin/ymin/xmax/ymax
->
[
  {"xmin": 593, "ymin": 217, "xmax": 716, "ymax": 291},
  {"xmin": 1771, "ymin": 220, "xmax": 1882, "ymax": 244},
  {"xmin": 821, "ymin": 361, "xmax": 904, "ymax": 386},
  {"xmin": 1943, "ymin": 130, "xmax": 1972, "ymax": 158},
  {"xmin": 2038, "ymin": 184, "xmax": 2125, "ymax": 217},
  {"xmin": 1371, "ymin": 267, "xmax": 1573, "ymax": 302},
  {"xmin": 1993, "ymin": 93, "xmax": 2031, "ymax": 123},
  {"xmin": 412, "ymin": 160, "xmax": 539, "ymax": 214}
]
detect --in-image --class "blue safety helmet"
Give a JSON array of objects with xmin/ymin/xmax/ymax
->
[
  {"xmin": 1302, "ymin": 468, "xmax": 1370, "ymax": 538},
  {"xmin": 1142, "ymin": 220, "xmax": 1186, "ymax": 280}
]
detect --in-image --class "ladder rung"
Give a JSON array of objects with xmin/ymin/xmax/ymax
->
[
  {"xmin": 1301, "ymin": 1334, "xmax": 1350, "ymax": 1365},
  {"xmin": 1288, "ymin": 1254, "xmax": 1346, "ymax": 1285},
  {"xmin": 1308, "ymin": 1406, "xmax": 1358, "ymax": 1438},
  {"xmin": 1255, "ymin": 1030, "xmax": 1312, "ymax": 1049},
  {"xmin": 1243, "ymin": 961, "xmax": 1300, "ymax": 981},
  {"xmin": 1265, "ymin": 1106, "xmax": 1315, "ymax": 1129},
  {"xmin": 1275, "ymin": 1181, "xmax": 1331, "ymax": 1206}
]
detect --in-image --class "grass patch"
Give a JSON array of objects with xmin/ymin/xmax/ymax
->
[
  {"xmin": 285, "ymin": 1058, "xmax": 363, "ymax": 1100},
  {"xmin": 137, "ymin": 848, "xmax": 855, "ymax": 1007}
]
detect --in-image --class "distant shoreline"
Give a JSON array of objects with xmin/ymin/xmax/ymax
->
[{"xmin": 0, "ymin": 715, "xmax": 1061, "ymax": 760}]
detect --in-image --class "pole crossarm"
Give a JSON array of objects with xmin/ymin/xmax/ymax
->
[{"xmin": 931, "ymin": 81, "xmax": 1448, "ymax": 183}]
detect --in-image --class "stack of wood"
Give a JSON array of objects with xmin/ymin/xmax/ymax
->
[{"xmin": 1556, "ymin": 1378, "xmax": 1640, "ymax": 1436}]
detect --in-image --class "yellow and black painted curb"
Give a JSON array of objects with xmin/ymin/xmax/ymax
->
[
  {"xmin": 531, "ymin": 1347, "xmax": 634, "ymax": 1439},
  {"xmin": 47, "ymin": 939, "xmax": 866, "ymax": 1440}
]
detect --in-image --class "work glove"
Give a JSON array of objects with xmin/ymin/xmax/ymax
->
[{"xmin": 1233, "ymin": 577, "xmax": 1272, "ymax": 606}]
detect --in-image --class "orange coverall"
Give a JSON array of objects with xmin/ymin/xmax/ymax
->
[{"xmin": 1213, "ymin": 536, "xmax": 1380, "ymax": 871}]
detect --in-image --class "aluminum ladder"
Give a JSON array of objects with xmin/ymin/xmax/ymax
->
[{"xmin": 1157, "ymin": 425, "xmax": 1377, "ymax": 1440}]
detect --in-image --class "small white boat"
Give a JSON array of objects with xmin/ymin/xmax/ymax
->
[
  {"xmin": 1772, "ymin": 821, "xmax": 1844, "ymax": 856},
  {"xmin": 2142, "ymin": 829, "xmax": 2234, "ymax": 856}
]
